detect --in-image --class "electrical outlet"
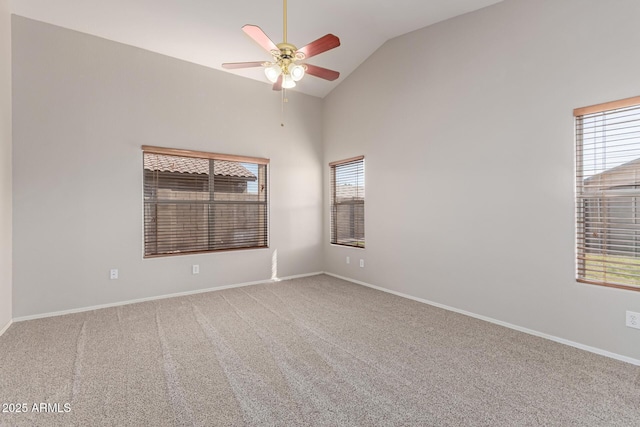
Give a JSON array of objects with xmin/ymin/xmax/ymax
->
[
  {"xmin": 192, "ymin": 265, "xmax": 200, "ymax": 275},
  {"xmin": 346, "ymin": 256, "xmax": 350, "ymax": 264},
  {"xmin": 626, "ymin": 311, "xmax": 640, "ymax": 329},
  {"xmin": 359, "ymin": 259, "xmax": 365, "ymax": 268},
  {"xmin": 110, "ymin": 269, "xmax": 118, "ymax": 280}
]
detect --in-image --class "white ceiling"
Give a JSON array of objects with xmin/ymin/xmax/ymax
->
[{"xmin": 11, "ymin": 0, "xmax": 503, "ymax": 98}]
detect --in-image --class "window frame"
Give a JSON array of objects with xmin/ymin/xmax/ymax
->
[
  {"xmin": 142, "ymin": 145, "xmax": 269, "ymax": 258},
  {"xmin": 574, "ymin": 96, "xmax": 640, "ymax": 292},
  {"xmin": 330, "ymin": 155, "xmax": 365, "ymax": 248}
]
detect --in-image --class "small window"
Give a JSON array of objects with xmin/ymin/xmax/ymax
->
[
  {"xmin": 330, "ymin": 156, "xmax": 365, "ymax": 248},
  {"xmin": 575, "ymin": 96, "xmax": 640, "ymax": 291},
  {"xmin": 142, "ymin": 146, "xmax": 268, "ymax": 257}
]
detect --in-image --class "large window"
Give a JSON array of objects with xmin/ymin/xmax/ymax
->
[
  {"xmin": 575, "ymin": 96, "xmax": 640, "ymax": 291},
  {"xmin": 330, "ymin": 156, "xmax": 365, "ymax": 248},
  {"xmin": 143, "ymin": 146, "xmax": 268, "ymax": 257}
]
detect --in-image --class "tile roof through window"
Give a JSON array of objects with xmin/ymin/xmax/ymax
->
[{"xmin": 144, "ymin": 153, "xmax": 256, "ymax": 180}]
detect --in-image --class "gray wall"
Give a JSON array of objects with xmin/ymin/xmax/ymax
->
[
  {"xmin": 12, "ymin": 16, "xmax": 324, "ymax": 317},
  {"xmin": 323, "ymin": 0, "xmax": 640, "ymax": 360},
  {"xmin": 0, "ymin": 0, "xmax": 11, "ymax": 332}
]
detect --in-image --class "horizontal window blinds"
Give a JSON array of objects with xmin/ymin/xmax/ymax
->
[
  {"xmin": 330, "ymin": 156, "xmax": 365, "ymax": 248},
  {"xmin": 143, "ymin": 148, "xmax": 268, "ymax": 257},
  {"xmin": 575, "ymin": 97, "xmax": 640, "ymax": 291}
]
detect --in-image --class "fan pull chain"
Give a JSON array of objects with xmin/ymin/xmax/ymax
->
[{"xmin": 281, "ymin": 89, "xmax": 288, "ymax": 127}]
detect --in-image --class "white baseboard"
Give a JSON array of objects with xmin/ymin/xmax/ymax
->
[
  {"xmin": 0, "ymin": 319, "xmax": 12, "ymax": 337},
  {"xmin": 13, "ymin": 271, "xmax": 323, "ymax": 323},
  {"xmin": 325, "ymin": 272, "xmax": 640, "ymax": 367}
]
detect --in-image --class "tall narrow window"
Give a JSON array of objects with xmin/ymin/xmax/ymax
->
[
  {"xmin": 575, "ymin": 96, "xmax": 640, "ymax": 291},
  {"xmin": 330, "ymin": 156, "xmax": 365, "ymax": 248},
  {"xmin": 143, "ymin": 146, "xmax": 268, "ymax": 257}
]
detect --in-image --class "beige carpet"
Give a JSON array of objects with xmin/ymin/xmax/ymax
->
[{"xmin": 0, "ymin": 274, "xmax": 638, "ymax": 426}]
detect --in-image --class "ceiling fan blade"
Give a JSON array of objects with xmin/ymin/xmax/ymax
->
[
  {"xmin": 305, "ymin": 64, "xmax": 340, "ymax": 81},
  {"xmin": 272, "ymin": 75, "xmax": 283, "ymax": 91},
  {"xmin": 296, "ymin": 34, "xmax": 340, "ymax": 60},
  {"xmin": 222, "ymin": 61, "xmax": 266, "ymax": 69},
  {"xmin": 242, "ymin": 25, "xmax": 278, "ymax": 53}
]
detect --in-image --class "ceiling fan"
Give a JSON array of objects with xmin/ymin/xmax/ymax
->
[{"xmin": 222, "ymin": 0, "xmax": 341, "ymax": 91}]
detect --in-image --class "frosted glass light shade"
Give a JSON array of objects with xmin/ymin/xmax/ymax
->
[
  {"xmin": 290, "ymin": 64, "xmax": 305, "ymax": 81},
  {"xmin": 264, "ymin": 64, "xmax": 282, "ymax": 83},
  {"xmin": 282, "ymin": 74, "xmax": 296, "ymax": 88}
]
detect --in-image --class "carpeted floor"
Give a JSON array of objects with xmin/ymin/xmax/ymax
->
[{"xmin": 0, "ymin": 274, "xmax": 639, "ymax": 426}]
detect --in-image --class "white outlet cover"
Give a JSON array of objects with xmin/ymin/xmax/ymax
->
[
  {"xmin": 192, "ymin": 265, "xmax": 200, "ymax": 274},
  {"xmin": 346, "ymin": 256, "xmax": 350, "ymax": 264},
  {"xmin": 110, "ymin": 269, "xmax": 118, "ymax": 280},
  {"xmin": 626, "ymin": 311, "xmax": 640, "ymax": 329},
  {"xmin": 360, "ymin": 259, "xmax": 365, "ymax": 268}
]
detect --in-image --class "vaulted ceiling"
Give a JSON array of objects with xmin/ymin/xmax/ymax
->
[{"xmin": 12, "ymin": 0, "xmax": 503, "ymax": 98}]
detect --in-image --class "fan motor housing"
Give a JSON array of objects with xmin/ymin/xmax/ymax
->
[{"xmin": 276, "ymin": 42, "xmax": 298, "ymax": 59}]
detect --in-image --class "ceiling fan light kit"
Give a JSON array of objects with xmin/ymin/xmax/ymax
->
[
  {"xmin": 290, "ymin": 64, "xmax": 305, "ymax": 81},
  {"xmin": 282, "ymin": 74, "xmax": 296, "ymax": 89},
  {"xmin": 264, "ymin": 64, "xmax": 282, "ymax": 82},
  {"xmin": 222, "ymin": 0, "xmax": 340, "ymax": 92}
]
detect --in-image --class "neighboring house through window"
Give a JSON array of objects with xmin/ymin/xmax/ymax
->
[
  {"xmin": 575, "ymin": 96, "xmax": 640, "ymax": 291},
  {"xmin": 142, "ymin": 146, "xmax": 268, "ymax": 257},
  {"xmin": 330, "ymin": 156, "xmax": 365, "ymax": 248}
]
